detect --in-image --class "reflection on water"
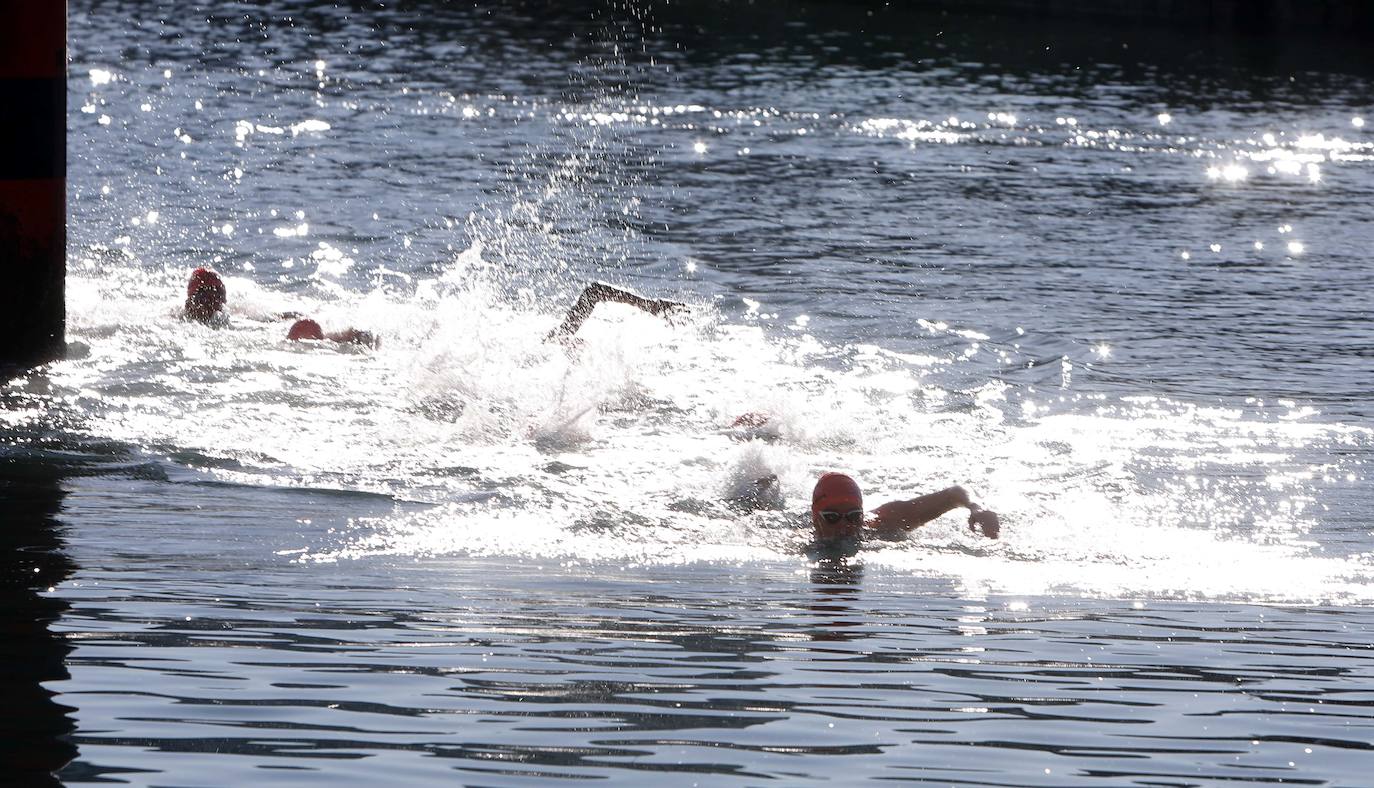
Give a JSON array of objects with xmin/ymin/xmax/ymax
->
[
  {"xmin": 807, "ymin": 558, "xmax": 865, "ymax": 642},
  {"xmin": 0, "ymin": 396, "xmax": 77, "ymax": 783},
  {"xmin": 46, "ymin": 557, "xmax": 1374, "ymax": 784}
]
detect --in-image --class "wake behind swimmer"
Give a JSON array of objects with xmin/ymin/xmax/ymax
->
[{"xmin": 177, "ymin": 265, "xmax": 1005, "ymax": 556}]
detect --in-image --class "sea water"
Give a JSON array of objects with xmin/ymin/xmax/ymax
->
[{"xmin": 3, "ymin": 1, "xmax": 1372, "ymax": 784}]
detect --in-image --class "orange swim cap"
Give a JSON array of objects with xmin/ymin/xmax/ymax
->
[
  {"xmin": 812, "ymin": 472, "xmax": 862, "ymax": 515},
  {"xmin": 287, "ymin": 318, "xmax": 325, "ymax": 341}
]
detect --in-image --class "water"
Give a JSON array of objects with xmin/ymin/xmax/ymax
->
[{"xmin": 3, "ymin": 0, "xmax": 1373, "ymax": 783}]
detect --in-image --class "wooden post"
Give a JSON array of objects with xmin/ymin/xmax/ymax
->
[{"xmin": 0, "ymin": 1, "xmax": 67, "ymax": 368}]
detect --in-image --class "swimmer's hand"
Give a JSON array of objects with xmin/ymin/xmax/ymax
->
[{"xmin": 968, "ymin": 506, "xmax": 1000, "ymax": 540}]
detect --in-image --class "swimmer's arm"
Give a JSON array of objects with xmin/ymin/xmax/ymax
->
[
  {"xmin": 326, "ymin": 328, "xmax": 380, "ymax": 348},
  {"xmin": 868, "ymin": 486, "xmax": 1000, "ymax": 539},
  {"xmin": 549, "ymin": 282, "xmax": 687, "ymax": 338}
]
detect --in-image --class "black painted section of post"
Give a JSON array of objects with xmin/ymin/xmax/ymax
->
[{"xmin": 0, "ymin": 2, "xmax": 67, "ymax": 370}]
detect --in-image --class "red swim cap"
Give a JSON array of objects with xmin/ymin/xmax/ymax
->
[
  {"xmin": 287, "ymin": 318, "xmax": 325, "ymax": 341},
  {"xmin": 187, "ymin": 267, "xmax": 226, "ymax": 305},
  {"xmin": 812, "ymin": 472, "xmax": 862, "ymax": 514}
]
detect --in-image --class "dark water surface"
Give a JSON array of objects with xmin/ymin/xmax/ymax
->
[
  {"xmin": 3, "ymin": 0, "xmax": 1373, "ymax": 783},
  {"xmin": 53, "ymin": 493, "xmax": 1374, "ymax": 785}
]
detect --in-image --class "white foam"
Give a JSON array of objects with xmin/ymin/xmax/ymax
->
[{"xmin": 50, "ymin": 243, "xmax": 1374, "ymax": 605}]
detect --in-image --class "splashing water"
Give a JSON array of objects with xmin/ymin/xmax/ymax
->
[{"xmin": 24, "ymin": 236, "xmax": 1367, "ymax": 606}]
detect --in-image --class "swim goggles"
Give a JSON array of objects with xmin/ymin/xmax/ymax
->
[{"xmin": 818, "ymin": 509, "xmax": 864, "ymax": 526}]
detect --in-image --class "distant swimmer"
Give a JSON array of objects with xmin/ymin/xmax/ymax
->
[
  {"xmin": 180, "ymin": 267, "xmax": 379, "ymax": 347},
  {"xmin": 182, "ymin": 267, "xmax": 306, "ymax": 324},
  {"xmin": 286, "ymin": 318, "xmax": 380, "ymax": 348},
  {"xmin": 810, "ymin": 472, "xmax": 1001, "ymax": 550},
  {"xmin": 185, "ymin": 268, "xmax": 682, "ymax": 349},
  {"xmin": 183, "ymin": 267, "xmax": 228, "ymax": 325}
]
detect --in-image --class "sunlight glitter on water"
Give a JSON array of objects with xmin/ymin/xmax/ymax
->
[
  {"xmin": 55, "ymin": 239, "xmax": 1372, "ymax": 606},
  {"xmin": 1207, "ymin": 163, "xmax": 1249, "ymax": 182}
]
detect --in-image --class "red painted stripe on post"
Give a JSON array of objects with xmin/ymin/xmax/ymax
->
[
  {"xmin": 0, "ymin": 179, "xmax": 64, "ymax": 243},
  {"xmin": 0, "ymin": 2, "xmax": 66, "ymax": 79}
]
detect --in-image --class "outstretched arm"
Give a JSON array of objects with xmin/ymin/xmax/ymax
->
[
  {"xmin": 326, "ymin": 328, "xmax": 380, "ymax": 348},
  {"xmin": 549, "ymin": 282, "xmax": 686, "ymax": 339},
  {"xmin": 869, "ymin": 486, "xmax": 1000, "ymax": 539}
]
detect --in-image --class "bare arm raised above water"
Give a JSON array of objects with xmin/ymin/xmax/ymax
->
[
  {"xmin": 868, "ymin": 486, "xmax": 1000, "ymax": 539},
  {"xmin": 549, "ymin": 282, "xmax": 687, "ymax": 339}
]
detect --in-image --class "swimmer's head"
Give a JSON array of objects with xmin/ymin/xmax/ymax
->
[
  {"xmin": 812, "ymin": 472, "xmax": 864, "ymax": 541},
  {"xmin": 287, "ymin": 319, "xmax": 325, "ymax": 341},
  {"xmin": 184, "ymin": 268, "xmax": 226, "ymax": 322}
]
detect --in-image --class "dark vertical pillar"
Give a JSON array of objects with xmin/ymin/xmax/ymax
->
[{"xmin": 0, "ymin": 1, "xmax": 67, "ymax": 369}]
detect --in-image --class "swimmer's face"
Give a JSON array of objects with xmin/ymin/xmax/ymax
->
[
  {"xmin": 811, "ymin": 473, "xmax": 865, "ymax": 542},
  {"xmin": 813, "ymin": 506, "xmax": 865, "ymax": 541},
  {"xmin": 185, "ymin": 285, "xmax": 225, "ymax": 322}
]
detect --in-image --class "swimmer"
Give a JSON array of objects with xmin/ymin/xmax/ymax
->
[
  {"xmin": 180, "ymin": 267, "xmax": 378, "ymax": 347},
  {"xmin": 810, "ymin": 472, "xmax": 1001, "ymax": 549},
  {"xmin": 286, "ymin": 318, "xmax": 380, "ymax": 348},
  {"xmin": 183, "ymin": 267, "xmax": 228, "ymax": 324},
  {"xmin": 187, "ymin": 267, "xmax": 681, "ymax": 347},
  {"xmin": 182, "ymin": 267, "xmax": 305, "ymax": 325}
]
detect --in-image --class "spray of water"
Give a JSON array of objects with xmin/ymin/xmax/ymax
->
[{"xmin": 32, "ymin": 233, "xmax": 1368, "ymax": 606}]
